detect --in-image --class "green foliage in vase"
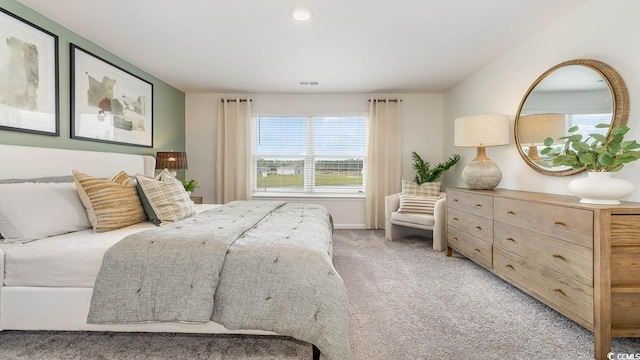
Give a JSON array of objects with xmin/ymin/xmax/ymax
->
[
  {"xmin": 412, "ymin": 152, "xmax": 461, "ymax": 184},
  {"xmin": 540, "ymin": 123, "xmax": 640, "ymax": 172},
  {"xmin": 182, "ymin": 179, "xmax": 199, "ymax": 192}
]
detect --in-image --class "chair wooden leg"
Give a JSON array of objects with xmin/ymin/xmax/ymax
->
[{"xmin": 312, "ymin": 345, "xmax": 320, "ymax": 360}]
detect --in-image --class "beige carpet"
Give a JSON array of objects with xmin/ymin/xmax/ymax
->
[{"xmin": 1, "ymin": 229, "xmax": 639, "ymax": 359}]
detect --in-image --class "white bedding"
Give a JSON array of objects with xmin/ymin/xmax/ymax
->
[{"xmin": 0, "ymin": 204, "xmax": 220, "ymax": 287}]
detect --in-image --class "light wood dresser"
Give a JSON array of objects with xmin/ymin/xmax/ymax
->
[{"xmin": 446, "ymin": 187, "xmax": 640, "ymax": 360}]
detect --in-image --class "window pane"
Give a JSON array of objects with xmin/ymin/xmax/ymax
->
[
  {"xmin": 252, "ymin": 115, "xmax": 366, "ymax": 195},
  {"xmin": 314, "ymin": 117, "xmax": 365, "ymax": 155},
  {"xmin": 256, "ymin": 117, "xmax": 307, "ymax": 155},
  {"xmin": 569, "ymin": 113, "xmax": 612, "ymax": 137},
  {"xmin": 314, "ymin": 158, "xmax": 364, "ymax": 193},
  {"xmin": 256, "ymin": 158, "xmax": 304, "ymax": 192}
]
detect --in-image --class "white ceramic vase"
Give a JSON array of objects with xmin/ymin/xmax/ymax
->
[{"xmin": 568, "ymin": 171, "xmax": 634, "ymax": 205}]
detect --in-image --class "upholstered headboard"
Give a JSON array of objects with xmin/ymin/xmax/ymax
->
[{"xmin": 0, "ymin": 144, "xmax": 155, "ymax": 179}]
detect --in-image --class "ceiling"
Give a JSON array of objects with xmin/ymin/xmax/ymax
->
[{"xmin": 18, "ymin": 0, "xmax": 587, "ymax": 94}]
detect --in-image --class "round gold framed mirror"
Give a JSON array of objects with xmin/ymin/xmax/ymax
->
[{"xmin": 514, "ymin": 59, "xmax": 629, "ymax": 176}]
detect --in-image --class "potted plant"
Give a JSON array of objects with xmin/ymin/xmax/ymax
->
[
  {"xmin": 412, "ymin": 152, "xmax": 460, "ymax": 184},
  {"xmin": 182, "ymin": 179, "xmax": 199, "ymax": 196},
  {"xmin": 541, "ymin": 123, "xmax": 640, "ymax": 204}
]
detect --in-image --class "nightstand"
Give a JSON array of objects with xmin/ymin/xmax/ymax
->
[{"xmin": 190, "ymin": 196, "xmax": 203, "ymax": 204}]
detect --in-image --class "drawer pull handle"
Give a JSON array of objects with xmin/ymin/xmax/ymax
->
[
  {"xmin": 475, "ymin": 204, "xmax": 482, "ymax": 207},
  {"xmin": 453, "ymin": 237, "xmax": 458, "ymax": 241},
  {"xmin": 506, "ymin": 237, "xmax": 516, "ymax": 242},
  {"xmin": 553, "ymin": 288, "xmax": 566, "ymax": 296},
  {"xmin": 473, "ymin": 248, "xmax": 481, "ymax": 253},
  {"xmin": 453, "ymin": 199, "xmax": 459, "ymax": 202},
  {"xmin": 475, "ymin": 226, "xmax": 482, "ymax": 230},
  {"xmin": 453, "ymin": 217, "xmax": 459, "ymax": 221},
  {"xmin": 552, "ymin": 254, "xmax": 566, "ymax": 261},
  {"xmin": 554, "ymin": 220, "xmax": 567, "ymax": 226},
  {"xmin": 506, "ymin": 264, "xmax": 514, "ymax": 269},
  {"xmin": 507, "ymin": 210, "xmax": 515, "ymax": 215}
]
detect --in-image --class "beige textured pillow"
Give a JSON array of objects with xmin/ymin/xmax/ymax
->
[
  {"xmin": 398, "ymin": 196, "xmax": 441, "ymax": 214},
  {"xmin": 135, "ymin": 170, "xmax": 196, "ymax": 226},
  {"xmin": 401, "ymin": 179, "xmax": 440, "ymax": 197},
  {"xmin": 73, "ymin": 170, "xmax": 148, "ymax": 232}
]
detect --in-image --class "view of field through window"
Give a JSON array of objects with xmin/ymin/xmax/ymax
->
[{"xmin": 253, "ymin": 116, "xmax": 366, "ymax": 194}]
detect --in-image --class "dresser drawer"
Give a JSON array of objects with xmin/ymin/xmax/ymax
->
[
  {"xmin": 494, "ymin": 222, "xmax": 593, "ymax": 285},
  {"xmin": 448, "ymin": 207, "xmax": 493, "ymax": 243},
  {"xmin": 447, "ymin": 226, "xmax": 492, "ymax": 269},
  {"xmin": 493, "ymin": 247, "xmax": 594, "ymax": 325},
  {"xmin": 447, "ymin": 189, "xmax": 493, "ymax": 219},
  {"xmin": 611, "ymin": 215, "xmax": 640, "ymax": 246},
  {"xmin": 612, "ymin": 292, "xmax": 640, "ymax": 327},
  {"xmin": 494, "ymin": 197, "xmax": 593, "ymax": 248},
  {"xmin": 611, "ymin": 247, "xmax": 640, "ymax": 286}
]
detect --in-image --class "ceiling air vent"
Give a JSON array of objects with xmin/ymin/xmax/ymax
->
[{"xmin": 299, "ymin": 81, "xmax": 319, "ymax": 86}]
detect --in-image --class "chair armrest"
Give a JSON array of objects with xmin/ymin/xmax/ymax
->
[
  {"xmin": 0, "ymin": 246, "xmax": 4, "ymax": 288},
  {"xmin": 385, "ymin": 193, "xmax": 401, "ymax": 234},
  {"xmin": 432, "ymin": 193, "xmax": 447, "ymax": 251},
  {"xmin": 385, "ymin": 193, "xmax": 401, "ymax": 214}
]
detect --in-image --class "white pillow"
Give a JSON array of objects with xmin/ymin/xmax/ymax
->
[{"xmin": 0, "ymin": 182, "xmax": 91, "ymax": 244}]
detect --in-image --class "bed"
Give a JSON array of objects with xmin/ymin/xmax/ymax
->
[{"xmin": 0, "ymin": 144, "xmax": 350, "ymax": 360}]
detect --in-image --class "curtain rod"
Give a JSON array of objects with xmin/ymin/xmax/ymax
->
[
  {"xmin": 220, "ymin": 99, "xmax": 252, "ymax": 102},
  {"xmin": 369, "ymin": 99, "xmax": 402, "ymax": 103}
]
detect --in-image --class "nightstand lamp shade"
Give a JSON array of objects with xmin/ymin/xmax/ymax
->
[
  {"xmin": 518, "ymin": 113, "xmax": 565, "ymax": 161},
  {"xmin": 155, "ymin": 151, "xmax": 188, "ymax": 175},
  {"xmin": 454, "ymin": 114, "xmax": 510, "ymax": 190}
]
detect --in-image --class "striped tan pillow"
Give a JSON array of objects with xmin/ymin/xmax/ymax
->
[
  {"xmin": 401, "ymin": 179, "xmax": 440, "ymax": 197},
  {"xmin": 73, "ymin": 170, "xmax": 148, "ymax": 232},
  {"xmin": 398, "ymin": 196, "xmax": 441, "ymax": 214}
]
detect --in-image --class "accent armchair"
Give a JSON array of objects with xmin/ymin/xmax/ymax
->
[{"xmin": 384, "ymin": 192, "xmax": 447, "ymax": 251}]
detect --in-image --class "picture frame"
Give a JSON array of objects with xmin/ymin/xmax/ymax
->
[
  {"xmin": 0, "ymin": 8, "xmax": 59, "ymax": 136},
  {"xmin": 71, "ymin": 44, "xmax": 153, "ymax": 147}
]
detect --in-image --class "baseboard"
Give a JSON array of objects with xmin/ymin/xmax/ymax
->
[{"xmin": 333, "ymin": 224, "xmax": 366, "ymax": 229}]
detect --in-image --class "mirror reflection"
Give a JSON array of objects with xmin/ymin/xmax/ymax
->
[{"xmin": 514, "ymin": 60, "xmax": 628, "ymax": 176}]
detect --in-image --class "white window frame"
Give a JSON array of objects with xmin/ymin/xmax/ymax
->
[{"xmin": 251, "ymin": 114, "xmax": 368, "ymax": 198}]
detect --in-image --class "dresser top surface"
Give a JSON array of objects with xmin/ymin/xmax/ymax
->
[{"xmin": 447, "ymin": 187, "xmax": 640, "ymax": 212}]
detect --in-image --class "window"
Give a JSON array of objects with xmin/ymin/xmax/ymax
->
[{"xmin": 252, "ymin": 116, "xmax": 367, "ymax": 195}]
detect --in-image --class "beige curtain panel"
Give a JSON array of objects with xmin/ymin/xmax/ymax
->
[
  {"xmin": 216, "ymin": 98, "xmax": 252, "ymax": 203},
  {"xmin": 365, "ymin": 99, "xmax": 402, "ymax": 229}
]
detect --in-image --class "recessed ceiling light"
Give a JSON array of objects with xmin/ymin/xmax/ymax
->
[{"xmin": 290, "ymin": 7, "xmax": 313, "ymax": 22}]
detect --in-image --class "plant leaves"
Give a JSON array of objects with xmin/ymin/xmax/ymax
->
[
  {"xmin": 543, "ymin": 137, "xmax": 554, "ymax": 146},
  {"xmin": 578, "ymin": 153, "xmax": 596, "ymax": 166}
]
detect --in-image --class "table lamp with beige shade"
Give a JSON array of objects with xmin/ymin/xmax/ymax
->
[
  {"xmin": 454, "ymin": 114, "xmax": 510, "ymax": 189},
  {"xmin": 517, "ymin": 113, "xmax": 565, "ymax": 166}
]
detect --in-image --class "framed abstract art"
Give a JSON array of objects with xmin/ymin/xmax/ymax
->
[
  {"xmin": 71, "ymin": 44, "xmax": 153, "ymax": 147},
  {"xmin": 0, "ymin": 8, "xmax": 59, "ymax": 136}
]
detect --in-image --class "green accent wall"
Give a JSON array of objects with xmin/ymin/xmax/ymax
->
[{"xmin": 0, "ymin": 0, "xmax": 185, "ymax": 155}]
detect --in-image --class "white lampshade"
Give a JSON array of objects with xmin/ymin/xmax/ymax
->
[
  {"xmin": 518, "ymin": 113, "xmax": 565, "ymax": 146},
  {"xmin": 454, "ymin": 114, "xmax": 510, "ymax": 147},
  {"xmin": 454, "ymin": 114, "xmax": 510, "ymax": 190}
]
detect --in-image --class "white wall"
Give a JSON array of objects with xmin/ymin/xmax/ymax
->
[
  {"xmin": 186, "ymin": 93, "xmax": 444, "ymax": 227},
  {"xmin": 443, "ymin": 0, "xmax": 640, "ymax": 201}
]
